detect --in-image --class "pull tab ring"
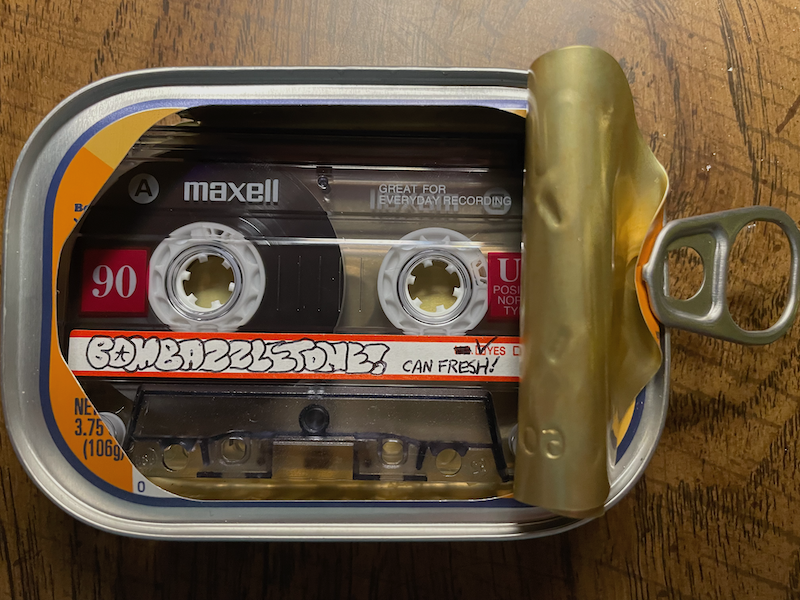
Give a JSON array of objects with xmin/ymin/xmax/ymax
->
[{"xmin": 642, "ymin": 206, "xmax": 800, "ymax": 344}]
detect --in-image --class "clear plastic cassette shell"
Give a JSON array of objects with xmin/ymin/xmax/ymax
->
[
  {"xmin": 57, "ymin": 104, "xmax": 525, "ymax": 502},
  {"xmin": 114, "ymin": 383, "xmax": 513, "ymax": 500}
]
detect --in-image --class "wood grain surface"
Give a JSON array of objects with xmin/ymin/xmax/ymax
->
[{"xmin": 2, "ymin": 0, "xmax": 800, "ymax": 598}]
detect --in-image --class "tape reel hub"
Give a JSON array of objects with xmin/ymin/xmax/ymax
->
[
  {"xmin": 168, "ymin": 244, "xmax": 243, "ymax": 320},
  {"xmin": 399, "ymin": 250, "xmax": 472, "ymax": 325},
  {"xmin": 149, "ymin": 222, "xmax": 266, "ymax": 331},
  {"xmin": 378, "ymin": 227, "xmax": 489, "ymax": 335}
]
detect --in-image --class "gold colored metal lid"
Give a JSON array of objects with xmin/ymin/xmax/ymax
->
[{"xmin": 516, "ymin": 46, "xmax": 668, "ymax": 517}]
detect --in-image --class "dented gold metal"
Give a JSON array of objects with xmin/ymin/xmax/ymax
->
[{"xmin": 516, "ymin": 47, "xmax": 668, "ymax": 517}]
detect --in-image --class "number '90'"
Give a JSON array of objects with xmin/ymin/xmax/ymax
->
[{"xmin": 92, "ymin": 264, "xmax": 137, "ymax": 299}]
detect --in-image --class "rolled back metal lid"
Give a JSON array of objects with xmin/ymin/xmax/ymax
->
[{"xmin": 515, "ymin": 46, "xmax": 800, "ymax": 519}]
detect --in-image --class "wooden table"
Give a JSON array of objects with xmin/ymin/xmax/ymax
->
[{"xmin": 2, "ymin": 0, "xmax": 800, "ymax": 597}]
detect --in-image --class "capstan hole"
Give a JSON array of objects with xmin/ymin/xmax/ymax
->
[
  {"xmin": 163, "ymin": 444, "xmax": 189, "ymax": 471},
  {"xmin": 435, "ymin": 448, "xmax": 462, "ymax": 476},
  {"xmin": 221, "ymin": 437, "xmax": 248, "ymax": 463}
]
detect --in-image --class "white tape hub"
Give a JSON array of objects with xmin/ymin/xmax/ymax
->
[
  {"xmin": 149, "ymin": 222, "xmax": 265, "ymax": 332},
  {"xmin": 378, "ymin": 228, "xmax": 488, "ymax": 335}
]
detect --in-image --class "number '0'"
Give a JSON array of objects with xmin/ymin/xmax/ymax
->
[{"xmin": 92, "ymin": 265, "xmax": 137, "ymax": 298}]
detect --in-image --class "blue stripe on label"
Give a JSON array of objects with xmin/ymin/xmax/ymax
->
[{"xmin": 616, "ymin": 387, "xmax": 646, "ymax": 462}]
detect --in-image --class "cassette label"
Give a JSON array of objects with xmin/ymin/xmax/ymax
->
[{"xmin": 67, "ymin": 331, "xmax": 521, "ymax": 381}]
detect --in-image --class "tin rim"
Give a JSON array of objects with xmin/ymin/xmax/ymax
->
[{"xmin": 2, "ymin": 67, "xmax": 668, "ymax": 540}]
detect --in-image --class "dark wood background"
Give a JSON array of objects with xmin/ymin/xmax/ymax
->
[{"xmin": 3, "ymin": 0, "xmax": 800, "ymax": 598}]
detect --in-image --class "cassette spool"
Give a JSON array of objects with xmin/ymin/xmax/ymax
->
[
  {"xmin": 148, "ymin": 222, "xmax": 267, "ymax": 331},
  {"xmin": 56, "ymin": 105, "xmax": 526, "ymax": 501},
  {"xmin": 378, "ymin": 227, "xmax": 489, "ymax": 335}
]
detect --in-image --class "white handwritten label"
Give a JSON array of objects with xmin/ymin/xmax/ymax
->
[{"xmin": 68, "ymin": 331, "xmax": 521, "ymax": 381}]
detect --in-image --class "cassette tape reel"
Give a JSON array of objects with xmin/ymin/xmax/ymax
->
[
  {"xmin": 148, "ymin": 222, "xmax": 267, "ymax": 331},
  {"xmin": 58, "ymin": 105, "xmax": 525, "ymax": 500},
  {"xmin": 378, "ymin": 227, "xmax": 489, "ymax": 335}
]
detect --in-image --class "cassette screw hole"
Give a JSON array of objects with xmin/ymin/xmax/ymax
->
[
  {"xmin": 381, "ymin": 439, "xmax": 404, "ymax": 465},
  {"xmin": 299, "ymin": 405, "xmax": 330, "ymax": 435},
  {"xmin": 221, "ymin": 437, "xmax": 248, "ymax": 462},
  {"xmin": 435, "ymin": 448, "xmax": 462, "ymax": 476},
  {"xmin": 163, "ymin": 444, "xmax": 189, "ymax": 471},
  {"xmin": 182, "ymin": 253, "xmax": 235, "ymax": 310},
  {"xmin": 137, "ymin": 448, "xmax": 156, "ymax": 468},
  {"xmin": 407, "ymin": 259, "xmax": 462, "ymax": 314}
]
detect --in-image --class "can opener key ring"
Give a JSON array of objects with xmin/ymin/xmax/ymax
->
[{"xmin": 643, "ymin": 206, "xmax": 800, "ymax": 345}]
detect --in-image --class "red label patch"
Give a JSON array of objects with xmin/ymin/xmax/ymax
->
[
  {"xmin": 488, "ymin": 252, "xmax": 521, "ymax": 320},
  {"xmin": 81, "ymin": 249, "xmax": 148, "ymax": 315}
]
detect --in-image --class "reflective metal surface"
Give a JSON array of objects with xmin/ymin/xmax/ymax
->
[
  {"xmin": 517, "ymin": 47, "xmax": 668, "ymax": 517},
  {"xmin": 643, "ymin": 206, "xmax": 800, "ymax": 344},
  {"xmin": 3, "ymin": 62, "xmax": 670, "ymax": 539}
]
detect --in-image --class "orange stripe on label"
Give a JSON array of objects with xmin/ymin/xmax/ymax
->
[
  {"xmin": 50, "ymin": 148, "xmax": 132, "ymax": 490},
  {"xmin": 635, "ymin": 205, "xmax": 666, "ymax": 340},
  {"xmin": 71, "ymin": 370, "xmax": 520, "ymax": 383},
  {"xmin": 70, "ymin": 329, "xmax": 521, "ymax": 345},
  {"xmin": 48, "ymin": 108, "xmax": 183, "ymax": 494},
  {"xmin": 83, "ymin": 108, "xmax": 177, "ymax": 168}
]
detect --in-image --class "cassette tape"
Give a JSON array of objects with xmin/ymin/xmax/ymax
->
[{"xmin": 57, "ymin": 105, "xmax": 526, "ymax": 500}]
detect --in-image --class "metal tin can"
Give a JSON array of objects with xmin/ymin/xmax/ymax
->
[{"xmin": 3, "ymin": 61, "xmax": 782, "ymax": 540}]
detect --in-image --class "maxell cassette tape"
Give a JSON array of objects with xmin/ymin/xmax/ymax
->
[
  {"xmin": 4, "ymin": 47, "xmax": 799, "ymax": 539},
  {"xmin": 61, "ymin": 103, "xmax": 524, "ymax": 502}
]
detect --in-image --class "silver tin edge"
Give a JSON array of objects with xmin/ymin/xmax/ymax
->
[{"xmin": 2, "ymin": 66, "xmax": 668, "ymax": 540}]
